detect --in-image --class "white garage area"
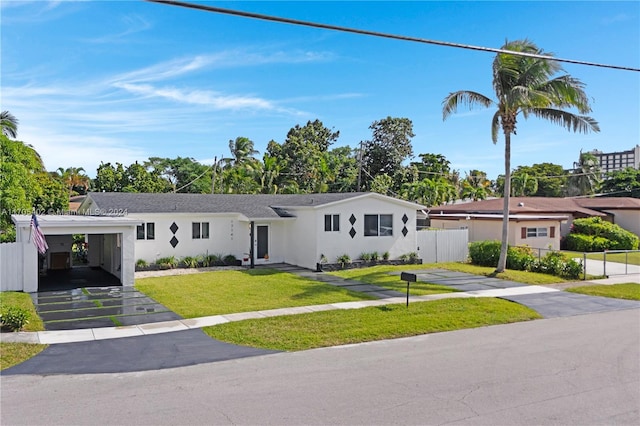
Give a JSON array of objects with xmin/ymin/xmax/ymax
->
[{"xmin": 8, "ymin": 215, "xmax": 138, "ymax": 293}]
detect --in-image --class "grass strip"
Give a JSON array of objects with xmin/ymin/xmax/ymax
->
[
  {"xmin": 204, "ymin": 298, "xmax": 541, "ymax": 351},
  {"xmin": 566, "ymin": 283, "xmax": 640, "ymax": 300},
  {"xmin": 135, "ymin": 268, "xmax": 376, "ymax": 318},
  {"xmin": 0, "ymin": 343, "xmax": 48, "ymax": 371},
  {"xmin": 0, "ymin": 292, "xmax": 45, "ymax": 332}
]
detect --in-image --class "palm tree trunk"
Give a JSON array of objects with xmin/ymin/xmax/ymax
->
[{"xmin": 496, "ymin": 132, "xmax": 512, "ymax": 272}]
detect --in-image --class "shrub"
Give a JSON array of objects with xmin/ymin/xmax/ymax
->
[
  {"xmin": 371, "ymin": 251, "xmax": 380, "ymax": 261},
  {"xmin": 223, "ymin": 254, "xmax": 238, "ymax": 265},
  {"xmin": 564, "ymin": 234, "xmax": 611, "ymax": 252},
  {"xmin": 506, "ymin": 245, "xmax": 536, "ymax": 271},
  {"xmin": 1, "ymin": 306, "xmax": 30, "ymax": 331},
  {"xmin": 182, "ymin": 256, "xmax": 198, "ymax": 268},
  {"xmin": 383, "ymin": 251, "xmax": 390, "ymax": 261},
  {"xmin": 468, "ymin": 241, "xmax": 501, "ymax": 267},
  {"xmin": 407, "ymin": 252, "xmax": 420, "ymax": 262},
  {"xmin": 532, "ymin": 251, "xmax": 583, "ymax": 279},
  {"xmin": 337, "ymin": 254, "xmax": 351, "ymax": 264},
  {"xmin": 156, "ymin": 256, "xmax": 178, "ymax": 269},
  {"xmin": 136, "ymin": 259, "xmax": 148, "ymax": 268},
  {"xmin": 360, "ymin": 252, "xmax": 373, "ymax": 262},
  {"xmin": 570, "ymin": 217, "xmax": 639, "ymax": 251}
]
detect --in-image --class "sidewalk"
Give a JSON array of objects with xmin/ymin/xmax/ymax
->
[{"xmin": 2, "ymin": 267, "xmax": 638, "ymax": 346}]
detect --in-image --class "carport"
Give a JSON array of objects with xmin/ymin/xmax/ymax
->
[{"xmin": 9, "ymin": 215, "xmax": 138, "ymax": 293}]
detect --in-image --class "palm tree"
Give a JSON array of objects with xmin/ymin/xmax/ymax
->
[
  {"xmin": 1, "ymin": 111, "xmax": 19, "ymax": 139},
  {"xmin": 566, "ymin": 150, "xmax": 601, "ymax": 196},
  {"xmin": 57, "ymin": 166, "xmax": 90, "ymax": 196},
  {"xmin": 511, "ymin": 172, "xmax": 538, "ymax": 196},
  {"xmin": 443, "ymin": 39, "xmax": 599, "ymax": 272}
]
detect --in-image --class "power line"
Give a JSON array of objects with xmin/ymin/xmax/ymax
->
[{"xmin": 146, "ymin": 0, "xmax": 639, "ymax": 72}]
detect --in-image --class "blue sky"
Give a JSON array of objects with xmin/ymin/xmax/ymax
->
[{"xmin": 2, "ymin": 1, "xmax": 639, "ymax": 180}]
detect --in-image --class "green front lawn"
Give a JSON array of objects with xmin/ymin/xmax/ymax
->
[
  {"xmin": 566, "ymin": 283, "xmax": 640, "ymax": 300},
  {"xmin": 0, "ymin": 292, "xmax": 45, "ymax": 332},
  {"xmin": 204, "ymin": 298, "xmax": 542, "ymax": 351},
  {"xmin": 135, "ymin": 268, "xmax": 376, "ymax": 318},
  {"xmin": 563, "ymin": 251, "xmax": 640, "ymax": 266}
]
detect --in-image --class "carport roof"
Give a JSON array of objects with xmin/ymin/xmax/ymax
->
[{"xmin": 11, "ymin": 214, "xmax": 139, "ymax": 228}]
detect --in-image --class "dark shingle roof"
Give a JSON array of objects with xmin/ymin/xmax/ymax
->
[
  {"xmin": 430, "ymin": 197, "xmax": 610, "ymax": 217},
  {"xmin": 85, "ymin": 192, "xmax": 371, "ymax": 219}
]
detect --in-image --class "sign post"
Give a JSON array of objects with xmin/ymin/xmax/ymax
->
[{"xmin": 400, "ymin": 272, "xmax": 416, "ymax": 307}]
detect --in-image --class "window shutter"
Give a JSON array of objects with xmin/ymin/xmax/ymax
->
[
  {"xmin": 550, "ymin": 226, "xmax": 555, "ymax": 238},
  {"xmin": 521, "ymin": 227, "xmax": 527, "ymax": 239}
]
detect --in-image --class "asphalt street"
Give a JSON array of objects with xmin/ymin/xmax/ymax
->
[{"xmin": 2, "ymin": 308, "xmax": 638, "ymax": 426}]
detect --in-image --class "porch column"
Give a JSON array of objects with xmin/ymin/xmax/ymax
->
[{"xmin": 250, "ymin": 221, "xmax": 255, "ymax": 269}]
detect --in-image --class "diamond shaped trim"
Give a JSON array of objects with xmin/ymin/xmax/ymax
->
[
  {"xmin": 349, "ymin": 214, "xmax": 356, "ymax": 225},
  {"xmin": 402, "ymin": 213, "xmax": 409, "ymax": 224},
  {"xmin": 170, "ymin": 222, "xmax": 179, "ymax": 234},
  {"xmin": 402, "ymin": 226, "xmax": 408, "ymax": 237},
  {"xmin": 170, "ymin": 236, "xmax": 179, "ymax": 248},
  {"xmin": 349, "ymin": 227, "xmax": 356, "ymax": 239}
]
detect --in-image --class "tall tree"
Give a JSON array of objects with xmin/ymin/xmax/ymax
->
[
  {"xmin": 361, "ymin": 117, "xmax": 414, "ymax": 191},
  {"xmin": 56, "ymin": 166, "xmax": 91, "ymax": 196},
  {"xmin": 0, "ymin": 135, "xmax": 66, "ymax": 242},
  {"xmin": 268, "ymin": 120, "xmax": 339, "ymax": 193},
  {"xmin": 566, "ymin": 150, "xmax": 601, "ymax": 196},
  {"xmin": 600, "ymin": 167, "xmax": 640, "ymax": 198},
  {"xmin": 1, "ymin": 111, "xmax": 19, "ymax": 139},
  {"xmin": 442, "ymin": 39, "xmax": 599, "ymax": 272}
]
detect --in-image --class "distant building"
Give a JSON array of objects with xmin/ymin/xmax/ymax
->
[{"xmin": 588, "ymin": 145, "xmax": 639, "ymax": 175}]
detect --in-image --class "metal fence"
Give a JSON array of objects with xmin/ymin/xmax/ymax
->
[
  {"xmin": 510, "ymin": 246, "xmax": 640, "ymax": 279},
  {"xmin": 417, "ymin": 229, "xmax": 469, "ymax": 263}
]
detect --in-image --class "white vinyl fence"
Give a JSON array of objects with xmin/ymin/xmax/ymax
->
[
  {"xmin": 0, "ymin": 242, "xmax": 24, "ymax": 292},
  {"xmin": 417, "ymin": 229, "xmax": 469, "ymax": 263}
]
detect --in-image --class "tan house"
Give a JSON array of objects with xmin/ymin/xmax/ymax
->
[{"xmin": 427, "ymin": 197, "xmax": 640, "ymax": 249}]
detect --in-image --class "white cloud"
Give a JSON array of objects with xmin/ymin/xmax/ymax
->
[{"xmin": 82, "ymin": 14, "xmax": 152, "ymax": 43}]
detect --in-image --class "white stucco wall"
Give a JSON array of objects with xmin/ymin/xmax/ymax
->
[
  {"xmin": 431, "ymin": 218, "xmax": 562, "ymax": 250},
  {"xmin": 130, "ymin": 213, "xmax": 250, "ymax": 263},
  {"xmin": 604, "ymin": 209, "xmax": 640, "ymax": 236},
  {"xmin": 284, "ymin": 197, "xmax": 419, "ymax": 270}
]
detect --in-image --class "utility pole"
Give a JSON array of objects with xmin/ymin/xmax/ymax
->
[
  {"xmin": 357, "ymin": 141, "xmax": 363, "ymax": 192},
  {"xmin": 211, "ymin": 156, "xmax": 217, "ymax": 194}
]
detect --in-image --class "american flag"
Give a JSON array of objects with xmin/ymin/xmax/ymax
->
[{"xmin": 30, "ymin": 213, "xmax": 49, "ymax": 255}]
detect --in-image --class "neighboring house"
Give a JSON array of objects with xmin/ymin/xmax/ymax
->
[
  {"xmin": 79, "ymin": 192, "xmax": 424, "ymax": 272},
  {"xmin": 427, "ymin": 196, "xmax": 640, "ymax": 249}
]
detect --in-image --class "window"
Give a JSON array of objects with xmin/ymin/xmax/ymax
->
[
  {"xmin": 324, "ymin": 214, "xmax": 340, "ymax": 232},
  {"xmin": 526, "ymin": 227, "xmax": 548, "ymax": 238},
  {"xmin": 364, "ymin": 214, "xmax": 393, "ymax": 236},
  {"xmin": 192, "ymin": 222, "xmax": 209, "ymax": 239},
  {"xmin": 137, "ymin": 222, "xmax": 155, "ymax": 240}
]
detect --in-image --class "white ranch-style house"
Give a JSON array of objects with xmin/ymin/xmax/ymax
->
[{"xmin": 79, "ymin": 192, "xmax": 424, "ymax": 271}]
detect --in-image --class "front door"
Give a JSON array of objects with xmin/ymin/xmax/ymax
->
[{"xmin": 256, "ymin": 225, "xmax": 269, "ymax": 260}]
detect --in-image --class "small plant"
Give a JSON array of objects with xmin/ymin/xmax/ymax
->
[
  {"xmin": 182, "ymin": 256, "xmax": 199, "ymax": 268},
  {"xmin": 336, "ymin": 254, "xmax": 352, "ymax": 265},
  {"xmin": 136, "ymin": 259, "xmax": 148, "ymax": 268},
  {"xmin": 223, "ymin": 254, "xmax": 238, "ymax": 265},
  {"xmin": 360, "ymin": 252, "xmax": 373, "ymax": 262},
  {"xmin": 198, "ymin": 254, "xmax": 210, "ymax": 267},
  {"xmin": 382, "ymin": 251, "xmax": 390, "ymax": 261},
  {"xmin": 156, "ymin": 256, "xmax": 178, "ymax": 269},
  {"xmin": 399, "ymin": 253, "xmax": 409, "ymax": 261},
  {"xmin": 210, "ymin": 253, "xmax": 225, "ymax": 265},
  {"xmin": 0, "ymin": 306, "xmax": 30, "ymax": 332},
  {"xmin": 408, "ymin": 252, "xmax": 420, "ymax": 262},
  {"xmin": 371, "ymin": 251, "xmax": 380, "ymax": 261}
]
